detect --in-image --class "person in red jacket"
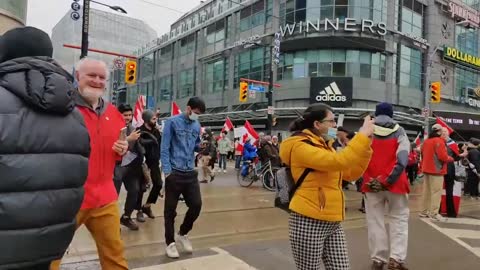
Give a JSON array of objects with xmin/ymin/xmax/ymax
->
[
  {"xmin": 406, "ymin": 143, "xmax": 419, "ymax": 184},
  {"xmin": 420, "ymin": 124, "xmax": 453, "ymax": 221},
  {"xmin": 362, "ymin": 103, "xmax": 410, "ymax": 270},
  {"xmin": 51, "ymin": 58, "xmax": 129, "ymax": 270}
]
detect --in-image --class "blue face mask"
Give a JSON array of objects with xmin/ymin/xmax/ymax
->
[{"xmin": 326, "ymin": 127, "xmax": 337, "ymax": 140}]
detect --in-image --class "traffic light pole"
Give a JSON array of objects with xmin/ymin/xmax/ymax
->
[
  {"xmin": 267, "ymin": 45, "xmax": 274, "ymax": 136},
  {"xmin": 80, "ymin": 0, "xmax": 90, "ymax": 59},
  {"xmin": 423, "ymin": 45, "xmax": 439, "ymax": 139}
]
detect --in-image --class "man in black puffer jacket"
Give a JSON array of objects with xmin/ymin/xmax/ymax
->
[{"xmin": 0, "ymin": 27, "xmax": 90, "ymax": 269}]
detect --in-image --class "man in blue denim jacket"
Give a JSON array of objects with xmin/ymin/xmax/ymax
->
[{"xmin": 161, "ymin": 97, "xmax": 206, "ymax": 258}]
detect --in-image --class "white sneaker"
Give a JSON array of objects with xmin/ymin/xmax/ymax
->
[
  {"xmin": 431, "ymin": 213, "xmax": 446, "ymax": 222},
  {"xmin": 223, "ymin": 169, "xmax": 227, "ymax": 173},
  {"xmin": 165, "ymin": 243, "xmax": 179, "ymax": 258},
  {"xmin": 175, "ymin": 233, "xmax": 193, "ymax": 253}
]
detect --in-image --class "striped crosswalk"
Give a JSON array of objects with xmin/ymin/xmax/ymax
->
[{"xmin": 421, "ymin": 217, "xmax": 480, "ymax": 258}]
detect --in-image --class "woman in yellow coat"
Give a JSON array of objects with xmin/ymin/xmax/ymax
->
[{"xmin": 280, "ymin": 104, "xmax": 374, "ymax": 270}]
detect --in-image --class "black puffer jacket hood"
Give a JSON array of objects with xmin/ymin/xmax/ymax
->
[
  {"xmin": 0, "ymin": 57, "xmax": 90, "ymax": 269},
  {"xmin": 0, "ymin": 56, "xmax": 75, "ymax": 115}
]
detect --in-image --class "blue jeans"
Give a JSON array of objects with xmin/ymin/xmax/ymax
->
[
  {"xmin": 235, "ymin": 155, "xmax": 242, "ymax": 169},
  {"xmin": 219, "ymin": 154, "xmax": 227, "ymax": 170}
]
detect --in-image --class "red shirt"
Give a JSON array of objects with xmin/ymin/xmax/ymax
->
[
  {"xmin": 77, "ymin": 102, "xmax": 125, "ymax": 209},
  {"xmin": 421, "ymin": 137, "xmax": 453, "ymax": 175}
]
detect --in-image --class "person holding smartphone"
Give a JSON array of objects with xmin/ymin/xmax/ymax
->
[{"xmin": 50, "ymin": 58, "xmax": 129, "ymax": 270}]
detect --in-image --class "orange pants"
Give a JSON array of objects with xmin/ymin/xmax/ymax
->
[{"xmin": 50, "ymin": 202, "xmax": 128, "ymax": 270}]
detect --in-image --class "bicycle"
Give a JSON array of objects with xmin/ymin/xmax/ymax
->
[{"xmin": 237, "ymin": 159, "xmax": 277, "ymax": 191}]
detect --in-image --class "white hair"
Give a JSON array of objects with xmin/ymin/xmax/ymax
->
[{"xmin": 75, "ymin": 57, "xmax": 109, "ymax": 79}]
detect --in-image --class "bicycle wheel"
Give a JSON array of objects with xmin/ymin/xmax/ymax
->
[
  {"xmin": 237, "ymin": 166, "xmax": 255, "ymax": 187},
  {"xmin": 262, "ymin": 170, "xmax": 276, "ymax": 191}
]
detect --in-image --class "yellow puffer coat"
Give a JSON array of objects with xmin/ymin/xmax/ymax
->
[{"xmin": 279, "ymin": 129, "xmax": 372, "ymax": 222}]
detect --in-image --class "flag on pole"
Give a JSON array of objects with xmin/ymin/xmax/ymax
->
[
  {"xmin": 436, "ymin": 117, "xmax": 454, "ymax": 135},
  {"xmin": 233, "ymin": 120, "xmax": 260, "ymax": 152},
  {"xmin": 221, "ymin": 117, "xmax": 234, "ymax": 133},
  {"xmin": 447, "ymin": 138, "xmax": 460, "ymax": 156},
  {"xmin": 132, "ymin": 95, "xmax": 146, "ymax": 128},
  {"xmin": 243, "ymin": 120, "xmax": 259, "ymax": 143},
  {"xmin": 171, "ymin": 101, "xmax": 182, "ymax": 116}
]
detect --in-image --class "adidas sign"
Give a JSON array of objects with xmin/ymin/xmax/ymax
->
[{"xmin": 315, "ymin": 82, "xmax": 347, "ymax": 102}]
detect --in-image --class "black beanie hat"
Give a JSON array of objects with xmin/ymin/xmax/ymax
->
[
  {"xmin": 375, "ymin": 102, "xmax": 394, "ymax": 118},
  {"xmin": 142, "ymin": 109, "xmax": 155, "ymax": 123},
  {"xmin": 0, "ymin": 26, "xmax": 53, "ymax": 63}
]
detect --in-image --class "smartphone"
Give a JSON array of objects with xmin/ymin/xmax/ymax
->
[{"xmin": 119, "ymin": 127, "xmax": 127, "ymax": 141}]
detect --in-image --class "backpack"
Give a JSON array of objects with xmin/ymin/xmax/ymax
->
[{"xmin": 274, "ymin": 137, "xmax": 314, "ymax": 212}]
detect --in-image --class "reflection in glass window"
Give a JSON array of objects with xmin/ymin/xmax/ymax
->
[
  {"xmin": 234, "ymin": 47, "xmax": 270, "ymax": 87},
  {"xmin": 399, "ymin": 0, "xmax": 424, "ymax": 37},
  {"xmin": 178, "ymin": 69, "xmax": 194, "ymax": 98},
  {"xmin": 277, "ymin": 49, "xmax": 386, "ymax": 82},
  {"xmin": 139, "ymin": 53, "xmax": 154, "ymax": 80},
  {"xmin": 239, "ymin": 1, "xmax": 265, "ymax": 32},
  {"xmin": 204, "ymin": 59, "xmax": 229, "ymax": 94},
  {"xmin": 156, "ymin": 76, "xmax": 172, "ymax": 102},
  {"xmin": 398, "ymin": 45, "xmax": 422, "ymax": 90},
  {"xmin": 456, "ymin": 25, "xmax": 478, "ymax": 56},
  {"xmin": 284, "ymin": 0, "xmax": 387, "ymax": 23},
  {"xmin": 456, "ymin": 67, "xmax": 479, "ymax": 97}
]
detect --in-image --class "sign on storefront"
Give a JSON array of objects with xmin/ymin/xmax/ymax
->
[
  {"xmin": 310, "ymin": 77, "xmax": 353, "ymax": 107},
  {"xmin": 443, "ymin": 46, "xmax": 480, "ymax": 70},
  {"xmin": 280, "ymin": 18, "xmax": 387, "ymax": 38},
  {"xmin": 448, "ymin": 0, "xmax": 480, "ymax": 28},
  {"xmin": 435, "ymin": 111, "xmax": 480, "ymax": 131}
]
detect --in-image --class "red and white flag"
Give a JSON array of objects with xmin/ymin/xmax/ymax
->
[
  {"xmin": 132, "ymin": 95, "xmax": 146, "ymax": 128},
  {"xmin": 171, "ymin": 101, "xmax": 182, "ymax": 116},
  {"xmin": 436, "ymin": 117, "xmax": 454, "ymax": 135},
  {"xmin": 221, "ymin": 117, "xmax": 234, "ymax": 133},
  {"xmin": 447, "ymin": 139, "xmax": 460, "ymax": 156},
  {"xmin": 233, "ymin": 120, "xmax": 260, "ymax": 152}
]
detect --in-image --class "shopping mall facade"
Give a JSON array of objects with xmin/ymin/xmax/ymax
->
[{"xmin": 126, "ymin": 0, "xmax": 480, "ymax": 139}]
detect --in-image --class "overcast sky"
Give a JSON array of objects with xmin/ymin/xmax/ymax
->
[{"xmin": 26, "ymin": 0, "xmax": 202, "ymax": 37}]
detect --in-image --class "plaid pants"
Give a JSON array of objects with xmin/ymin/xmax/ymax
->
[{"xmin": 289, "ymin": 212, "xmax": 350, "ymax": 270}]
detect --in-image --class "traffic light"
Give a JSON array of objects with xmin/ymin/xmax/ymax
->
[
  {"xmin": 125, "ymin": 60, "xmax": 137, "ymax": 84},
  {"xmin": 430, "ymin": 81, "xmax": 441, "ymax": 103},
  {"xmin": 239, "ymin": 82, "xmax": 248, "ymax": 102}
]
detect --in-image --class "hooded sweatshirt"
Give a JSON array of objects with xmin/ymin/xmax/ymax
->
[{"xmin": 362, "ymin": 115, "xmax": 410, "ymax": 194}]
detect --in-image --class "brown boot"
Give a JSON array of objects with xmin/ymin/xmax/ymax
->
[
  {"xmin": 371, "ymin": 260, "xmax": 385, "ymax": 270},
  {"xmin": 387, "ymin": 258, "xmax": 408, "ymax": 270}
]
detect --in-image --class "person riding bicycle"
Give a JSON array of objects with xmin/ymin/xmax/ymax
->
[{"xmin": 241, "ymin": 138, "xmax": 257, "ymax": 176}]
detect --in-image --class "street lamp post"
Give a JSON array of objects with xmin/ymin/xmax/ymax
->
[{"xmin": 79, "ymin": 0, "xmax": 127, "ymax": 59}]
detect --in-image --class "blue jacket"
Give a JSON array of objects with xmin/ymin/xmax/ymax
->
[
  {"xmin": 243, "ymin": 142, "xmax": 257, "ymax": 160},
  {"xmin": 161, "ymin": 114, "xmax": 201, "ymax": 174}
]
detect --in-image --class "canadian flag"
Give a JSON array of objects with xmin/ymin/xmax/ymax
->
[
  {"xmin": 132, "ymin": 95, "xmax": 146, "ymax": 128},
  {"xmin": 221, "ymin": 117, "xmax": 234, "ymax": 133},
  {"xmin": 436, "ymin": 117, "xmax": 454, "ymax": 135},
  {"xmin": 171, "ymin": 101, "xmax": 182, "ymax": 116},
  {"xmin": 234, "ymin": 120, "xmax": 259, "ymax": 145},
  {"xmin": 447, "ymin": 138, "xmax": 460, "ymax": 156}
]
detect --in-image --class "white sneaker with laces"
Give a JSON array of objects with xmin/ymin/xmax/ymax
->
[
  {"xmin": 175, "ymin": 233, "xmax": 193, "ymax": 253},
  {"xmin": 165, "ymin": 243, "xmax": 179, "ymax": 258}
]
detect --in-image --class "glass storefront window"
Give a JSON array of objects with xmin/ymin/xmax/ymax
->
[
  {"xmin": 177, "ymin": 69, "xmax": 194, "ymax": 98},
  {"xmin": 398, "ymin": 45, "xmax": 422, "ymax": 90},
  {"xmin": 456, "ymin": 25, "xmax": 478, "ymax": 56},
  {"xmin": 139, "ymin": 53, "xmax": 154, "ymax": 80},
  {"xmin": 235, "ymin": 47, "xmax": 270, "ymax": 86},
  {"xmin": 283, "ymin": 0, "xmax": 387, "ymax": 23},
  {"xmin": 204, "ymin": 59, "xmax": 228, "ymax": 94},
  {"xmin": 277, "ymin": 49, "xmax": 386, "ymax": 82},
  {"xmin": 156, "ymin": 75, "xmax": 172, "ymax": 102},
  {"xmin": 239, "ymin": 0, "xmax": 265, "ymax": 32},
  {"xmin": 456, "ymin": 67, "xmax": 479, "ymax": 97},
  {"xmin": 399, "ymin": 0, "xmax": 424, "ymax": 37}
]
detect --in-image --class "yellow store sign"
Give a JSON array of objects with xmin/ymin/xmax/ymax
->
[{"xmin": 443, "ymin": 46, "xmax": 480, "ymax": 69}]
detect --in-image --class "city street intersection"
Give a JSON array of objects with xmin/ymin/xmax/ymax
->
[{"xmin": 60, "ymin": 164, "xmax": 480, "ymax": 269}]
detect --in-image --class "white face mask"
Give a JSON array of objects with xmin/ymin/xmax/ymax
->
[{"xmin": 189, "ymin": 112, "xmax": 199, "ymax": 121}]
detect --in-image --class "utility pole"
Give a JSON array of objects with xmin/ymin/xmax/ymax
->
[
  {"xmin": 80, "ymin": 0, "xmax": 90, "ymax": 59},
  {"xmin": 267, "ymin": 45, "xmax": 274, "ymax": 136},
  {"xmin": 423, "ymin": 45, "xmax": 440, "ymax": 139}
]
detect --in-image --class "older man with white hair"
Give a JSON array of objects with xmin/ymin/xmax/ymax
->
[{"xmin": 50, "ymin": 58, "xmax": 129, "ymax": 270}]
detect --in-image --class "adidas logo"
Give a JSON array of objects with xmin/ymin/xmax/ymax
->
[{"xmin": 316, "ymin": 82, "xmax": 347, "ymax": 102}]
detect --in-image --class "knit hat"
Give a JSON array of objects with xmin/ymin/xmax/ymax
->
[
  {"xmin": 0, "ymin": 27, "xmax": 53, "ymax": 63},
  {"xmin": 142, "ymin": 109, "xmax": 155, "ymax": 123},
  {"xmin": 375, "ymin": 102, "xmax": 394, "ymax": 118}
]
